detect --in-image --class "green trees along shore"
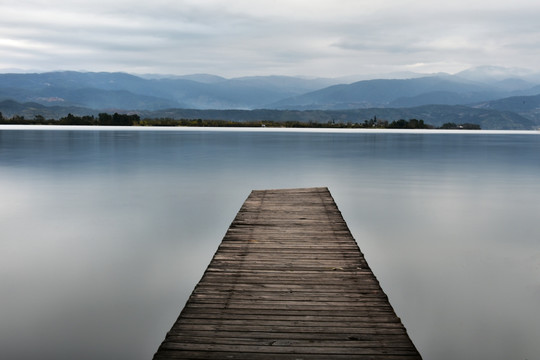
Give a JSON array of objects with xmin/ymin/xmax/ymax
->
[{"xmin": 0, "ymin": 111, "xmax": 480, "ymax": 129}]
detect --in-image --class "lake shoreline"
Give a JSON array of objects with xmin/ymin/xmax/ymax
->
[{"xmin": 1, "ymin": 124, "xmax": 539, "ymax": 135}]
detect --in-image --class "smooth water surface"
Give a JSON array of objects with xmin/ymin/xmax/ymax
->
[{"xmin": 1, "ymin": 126, "xmax": 539, "ymax": 360}]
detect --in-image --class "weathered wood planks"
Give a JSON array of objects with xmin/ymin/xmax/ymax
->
[{"xmin": 153, "ymin": 187, "xmax": 421, "ymax": 359}]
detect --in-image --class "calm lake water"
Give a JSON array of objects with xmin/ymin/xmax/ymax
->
[{"xmin": 1, "ymin": 126, "xmax": 539, "ymax": 360}]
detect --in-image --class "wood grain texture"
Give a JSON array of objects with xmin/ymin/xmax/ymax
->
[{"xmin": 153, "ymin": 187, "xmax": 421, "ymax": 359}]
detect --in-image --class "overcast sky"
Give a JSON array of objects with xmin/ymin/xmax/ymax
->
[{"xmin": 1, "ymin": 0, "xmax": 540, "ymax": 78}]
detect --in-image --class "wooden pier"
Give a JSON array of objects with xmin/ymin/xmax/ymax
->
[{"xmin": 154, "ymin": 187, "xmax": 421, "ymax": 359}]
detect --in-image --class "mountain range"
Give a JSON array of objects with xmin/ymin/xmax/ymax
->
[{"xmin": 1, "ymin": 66, "xmax": 540, "ymax": 129}]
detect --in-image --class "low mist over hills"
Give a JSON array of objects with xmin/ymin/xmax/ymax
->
[{"xmin": 1, "ymin": 66, "xmax": 540, "ymax": 129}]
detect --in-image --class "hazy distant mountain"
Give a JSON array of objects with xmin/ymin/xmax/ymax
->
[
  {"xmin": 474, "ymin": 93, "xmax": 540, "ymax": 111},
  {"xmin": 0, "ymin": 99, "xmax": 98, "ymax": 119},
  {"xmin": 225, "ymin": 75, "xmax": 339, "ymax": 93},
  {"xmin": 471, "ymin": 93, "xmax": 540, "ymax": 124},
  {"xmin": 454, "ymin": 65, "xmax": 540, "ymax": 84},
  {"xmin": 268, "ymin": 76, "xmax": 510, "ymax": 109},
  {"xmin": 170, "ymin": 74, "xmax": 227, "ymax": 84},
  {"xmin": 490, "ymin": 78, "xmax": 537, "ymax": 92},
  {"xmin": 333, "ymin": 71, "xmax": 450, "ymax": 83},
  {"xmin": 0, "ymin": 72, "xmax": 336, "ymax": 110},
  {"xmin": 2, "ymin": 68, "xmax": 540, "ymax": 129},
  {"xmin": 0, "ymin": 72, "xmax": 182, "ymax": 110},
  {"xmin": 2, "ymin": 69, "xmax": 540, "ymax": 111}
]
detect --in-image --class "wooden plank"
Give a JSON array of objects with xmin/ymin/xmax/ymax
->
[
  {"xmin": 158, "ymin": 342, "xmax": 420, "ymax": 355},
  {"xmin": 153, "ymin": 187, "xmax": 421, "ymax": 359},
  {"xmin": 163, "ymin": 336, "xmax": 416, "ymax": 348},
  {"xmin": 155, "ymin": 353, "xmax": 420, "ymax": 360}
]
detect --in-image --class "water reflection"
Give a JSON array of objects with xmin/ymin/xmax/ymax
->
[{"xmin": 1, "ymin": 128, "xmax": 539, "ymax": 360}]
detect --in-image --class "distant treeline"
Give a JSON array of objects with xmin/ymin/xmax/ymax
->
[
  {"xmin": 0, "ymin": 112, "xmax": 139, "ymax": 126},
  {"xmin": 0, "ymin": 112, "xmax": 481, "ymax": 130}
]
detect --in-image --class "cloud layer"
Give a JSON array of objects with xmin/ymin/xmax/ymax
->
[{"xmin": 2, "ymin": 0, "xmax": 540, "ymax": 77}]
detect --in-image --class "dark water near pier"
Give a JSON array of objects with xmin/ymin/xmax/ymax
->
[{"xmin": 1, "ymin": 126, "xmax": 539, "ymax": 360}]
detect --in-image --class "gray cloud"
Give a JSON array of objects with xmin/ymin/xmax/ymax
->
[{"xmin": 1, "ymin": 0, "xmax": 540, "ymax": 77}]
